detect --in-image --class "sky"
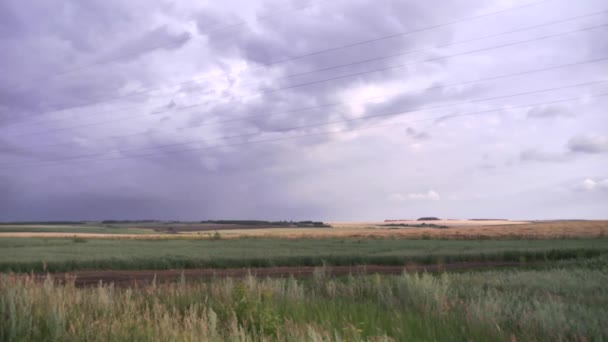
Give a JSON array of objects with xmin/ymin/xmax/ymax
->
[{"xmin": 0, "ymin": 0, "xmax": 607, "ymax": 221}]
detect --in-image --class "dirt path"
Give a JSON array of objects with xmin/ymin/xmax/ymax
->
[{"xmin": 36, "ymin": 261, "xmax": 525, "ymax": 287}]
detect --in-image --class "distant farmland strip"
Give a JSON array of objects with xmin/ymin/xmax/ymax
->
[{"xmin": 1, "ymin": 237, "xmax": 606, "ymax": 273}]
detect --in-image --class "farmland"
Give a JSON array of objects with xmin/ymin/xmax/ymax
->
[
  {"xmin": 1, "ymin": 220, "xmax": 607, "ymax": 340},
  {"xmin": 2, "ymin": 256, "xmax": 607, "ymax": 341},
  {"xmin": 1, "ymin": 236, "xmax": 607, "ymax": 273},
  {"xmin": 0, "ymin": 220, "xmax": 606, "ymax": 239}
]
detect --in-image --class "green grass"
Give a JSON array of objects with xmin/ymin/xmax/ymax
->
[
  {"xmin": 1, "ymin": 237, "xmax": 606, "ymax": 272},
  {"xmin": 0, "ymin": 224, "xmax": 155, "ymax": 234},
  {"xmin": 1, "ymin": 257, "xmax": 607, "ymax": 341}
]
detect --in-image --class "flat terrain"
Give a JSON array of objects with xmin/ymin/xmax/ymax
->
[
  {"xmin": 3, "ymin": 257, "xmax": 607, "ymax": 340},
  {"xmin": 0, "ymin": 220, "xmax": 606, "ymax": 239},
  {"xmin": 2, "ymin": 220, "xmax": 607, "ymax": 340},
  {"xmin": 41, "ymin": 262, "xmax": 525, "ymax": 287},
  {"xmin": 1, "ymin": 237, "xmax": 606, "ymax": 272}
]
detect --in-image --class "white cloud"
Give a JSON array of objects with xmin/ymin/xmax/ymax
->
[
  {"xmin": 387, "ymin": 193, "xmax": 406, "ymax": 202},
  {"xmin": 388, "ymin": 189, "xmax": 441, "ymax": 202},
  {"xmin": 390, "ymin": 190, "xmax": 441, "ymax": 201},
  {"xmin": 409, "ymin": 190, "xmax": 441, "ymax": 201},
  {"xmin": 576, "ymin": 178, "xmax": 608, "ymax": 192},
  {"xmin": 582, "ymin": 178, "xmax": 597, "ymax": 191}
]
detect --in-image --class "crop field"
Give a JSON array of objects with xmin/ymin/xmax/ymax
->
[
  {"xmin": 0, "ymin": 220, "xmax": 606, "ymax": 240},
  {"xmin": 2, "ymin": 256, "xmax": 607, "ymax": 341},
  {"xmin": 1, "ymin": 236, "xmax": 607, "ymax": 273},
  {"xmin": 2, "ymin": 221, "xmax": 607, "ymax": 341}
]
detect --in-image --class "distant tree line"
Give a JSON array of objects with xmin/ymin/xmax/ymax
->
[
  {"xmin": 0, "ymin": 221, "xmax": 85, "ymax": 225},
  {"xmin": 201, "ymin": 220, "xmax": 330, "ymax": 227},
  {"xmin": 101, "ymin": 220, "xmax": 160, "ymax": 224},
  {"xmin": 0, "ymin": 220, "xmax": 330, "ymax": 227}
]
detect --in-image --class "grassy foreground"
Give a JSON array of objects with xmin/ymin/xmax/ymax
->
[
  {"xmin": 1, "ymin": 237, "xmax": 607, "ymax": 272},
  {"xmin": 2, "ymin": 257, "xmax": 607, "ymax": 341}
]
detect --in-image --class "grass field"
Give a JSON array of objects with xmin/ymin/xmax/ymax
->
[
  {"xmin": 1, "ymin": 220, "xmax": 605, "ymax": 240},
  {"xmin": 2, "ymin": 221, "xmax": 607, "ymax": 340},
  {"xmin": 0, "ymin": 225, "xmax": 155, "ymax": 234},
  {"xmin": 1, "ymin": 237, "xmax": 607, "ymax": 272},
  {"xmin": 2, "ymin": 256, "xmax": 606, "ymax": 341}
]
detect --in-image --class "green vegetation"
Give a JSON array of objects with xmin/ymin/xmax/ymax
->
[
  {"xmin": 2, "ymin": 257, "xmax": 607, "ymax": 341},
  {"xmin": 1, "ymin": 237, "xmax": 607, "ymax": 272},
  {"xmin": 0, "ymin": 225, "xmax": 155, "ymax": 234}
]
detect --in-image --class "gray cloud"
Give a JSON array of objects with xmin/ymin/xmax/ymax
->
[
  {"xmin": 519, "ymin": 149, "xmax": 569, "ymax": 163},
  {"xmin": 1, "ymin": 0, "xmax": 607, "ymax": 220},
  {"xmin": 405, "ymin": 127, "xmax": 431, "ymax": 140},
  {"xmin": 568, "ymin": 135, "xmax": 608, "ymax": 154},
  {"xmin": 101, "ymin": 26, "xmax": 192, "ymax": 63},
  {"xmin": 527, "ymin": 105, "xmax": 573, "ymax": 119}
]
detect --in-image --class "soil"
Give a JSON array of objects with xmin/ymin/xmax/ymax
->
[{"xmin": 37, "ymin": 261, "xmax": 525, "ymax": 287}]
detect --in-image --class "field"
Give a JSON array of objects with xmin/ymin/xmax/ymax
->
[
  {"xmin": 0, "ymin": 220, "xmax": 606, "ymax": 240},
  {"xmin": 2, "ymin": 256, "xmax": 607, "ymax": 341},
  {"xmin": 1, "ymin": 220, "xmax": 607, "ymax": 340},
  {"xmin": 1, "ymin": 237, "xmax": 607, "ymax": 273}
]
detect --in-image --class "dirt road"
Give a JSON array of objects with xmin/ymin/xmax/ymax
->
[{"xmin": 35, "ymin": 261, "xmax": 525, "ymax": 287}]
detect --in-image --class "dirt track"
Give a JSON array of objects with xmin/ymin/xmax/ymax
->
[{"xmin": 39, "ymin": 261, "xmax": 525, "ymax": 287}]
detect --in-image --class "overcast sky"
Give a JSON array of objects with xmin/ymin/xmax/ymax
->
[{"xmin": 0, "ymin": 0, "xmax": 607, "ymax": 221}]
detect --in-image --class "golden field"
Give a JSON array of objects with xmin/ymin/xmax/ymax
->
[{"xmin": 0, "ymin": 220, "xmax": 606, "ymax": 240}]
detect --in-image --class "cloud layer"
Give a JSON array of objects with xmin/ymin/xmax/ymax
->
[{"xmin": 0, "ymin": 0, "xmax": 607, "ymax": 220}]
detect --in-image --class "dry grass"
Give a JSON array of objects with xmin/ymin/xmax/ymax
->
[
  {"xmin": 216, "ymin": 221, "xmax": 608, "ymax": 239},
  {"xmin": 0, "ymin": 220, "xmax": 606, "ymax": 240}
]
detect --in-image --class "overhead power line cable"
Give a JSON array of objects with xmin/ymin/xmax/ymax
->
[
  {"xmin": 19, "ymin": 2, "xmax": 317, "ymax": 84},
  {"xmin": 2, "ymin": 81, "xmax": 605, "ymax": 170},
  {"xmin": 19, "ymin": 57, "xmax": 608, "ymax": 151},
  {"xmin": 5, "ymin": 23, "xmax": 607, "ymax": 139},
  {"xmin": 6, "ymin": 0, "xmax": 564, "ymax": 126}
]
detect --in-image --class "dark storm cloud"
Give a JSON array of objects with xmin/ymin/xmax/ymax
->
[
  {"xmin": 0, "ymin": 0, "xmax": 191, "ymax": 125},
  {"xmin": 1, "ymin": 0, "xmax": 607, "ymax": 220},
  {"xmin": 100, "ymin": 26, "xmax": 192, "ymax": 64},
  {"xmin": 197, "ymin": 0, "xmax": 477, "ymax": 69},
  {"xmin": 0, "ymin": 138, "xmax": 32, "ymax": 157},
  {"xmin": 182, "ymin": 0, "xmax": 487, "ymax": 150}
]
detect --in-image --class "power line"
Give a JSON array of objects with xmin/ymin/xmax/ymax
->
[
  {"xmin": 257, "ymin": 0, "xmax": 554, "ymax": 67},
  {"xmin": 17, "ymin": 2, "xmax": 317, "ymax": 85},
  {"xmin": 5, "ymin": 92, "xmax": 606, "ymax": 171},
  {"xmin": 5, "ymin": 23, "xmax": 607, "ymax": 138},
  {"xmin": 6, "ymin": 0, "xmax": 561, "ymax": 126},
  {"xmin": 199, "ymin": 2, "xmax": 316, "ymax": 36},
  {"xmin": 2, "ymin": 82, "xmax": 604, "ymax": 170},
  {"xmin": 18, "ymin": 57, "xmax": 608, "ymax": 151}
]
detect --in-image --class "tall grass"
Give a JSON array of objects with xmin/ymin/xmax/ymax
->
[{"xmin": 2, "ymin": 259, "xmax": 607, "ymax": 341}]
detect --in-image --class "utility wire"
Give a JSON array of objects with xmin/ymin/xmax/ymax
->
[
  {"xmin": 18, "ymin": 2, "xmax": 317, "ymax": 84},
  {"xmin": 5, "ymin": 23, "xmax": 607, "ymax": 139},
  {"xmin": 14, "ymin": 8, "xmax": 607, "ymax": 128},
  {"xmin": 257, "ymin": 0, "xmax": 554, "ymax": 67},
  {"xmin": 2, "ymin": 82, "xmax": 604, "ymax": 170},
  {"xmin": 5, "ymin": 92, "xmax": 606, "ymax": 170},
  {"xmin": 6, "ymin": 0, "xmax": 561, "ymax": 126},
  {"xmin": 18, "ymin": 57, "xmax": 608, "ymax": 151},
  {"xmin": 200, "ymin": 1, "xmax": 316, "ymax": 36}
]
